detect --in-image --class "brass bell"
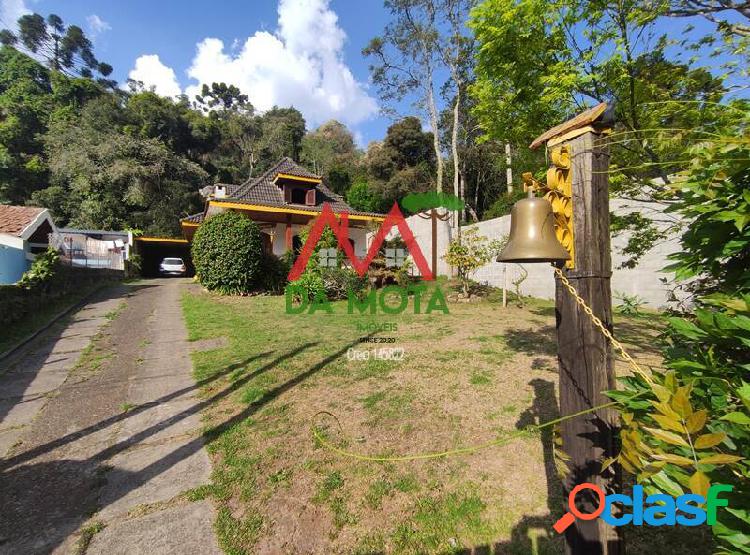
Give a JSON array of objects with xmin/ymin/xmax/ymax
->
[{"xmin": 497, "ymin": 196, "xmax": 570, "ymax": 263}]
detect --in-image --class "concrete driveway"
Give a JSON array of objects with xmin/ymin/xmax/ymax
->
[{"xmin": 0, "ymin": 279, "xmax": 221, "ymax": 554}]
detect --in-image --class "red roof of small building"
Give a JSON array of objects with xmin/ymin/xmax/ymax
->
[{"xmin": 0, "ymin": 205, "xmax": 46, "ymax": 237}]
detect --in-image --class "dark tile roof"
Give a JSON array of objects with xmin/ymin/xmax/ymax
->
[
  {"xmin": 181, "ymin": 212, "xmax": 205, "ymax": 224},
  {"xmin": 269, "ymin": 157, "xmax": 321, "ymax": 180},
  {"xmin": 227, "ymin": 158, "xmax": 384, "ymax": 218},
  {"xmin": 0, "ymin": 205, "xmax": 45, "ymax": 237}
]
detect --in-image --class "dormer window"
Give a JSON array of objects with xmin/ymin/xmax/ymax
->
[
  {"xmin": 274, "ymin": 168, "xmax": 321, "ymax": 207},
  {"xmin": 285, "ymin": 185, "xmax": 316, "ymax": 206},
  {"xmin": 291, "ymin": 188, "xmax": 307, "ymax": 204}
]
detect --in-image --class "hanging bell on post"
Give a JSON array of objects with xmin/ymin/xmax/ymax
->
[{"xmin": 497, "ymin": 196, "xmax": 570, "ymax": 264}]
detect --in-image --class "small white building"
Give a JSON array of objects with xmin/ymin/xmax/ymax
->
[{"xmin": 0, "ymin": 206, "xmax": 57, "ymax": 284}]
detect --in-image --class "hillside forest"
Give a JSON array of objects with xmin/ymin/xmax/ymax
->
[{"xmin": 1, "ymin": 3, "xmax": 747, "ymax": 267}]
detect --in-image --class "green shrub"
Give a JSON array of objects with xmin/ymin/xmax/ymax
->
[
  {"xmin": 258, "ymin": 254, "xmax": 289, "ymax": 294},
  {"xmin": 321, "ymin": 267, "xmax": 369, "ymax": 300},
  {"xmin": 443, "ymin": 228, "xmax": 505, "ymax": 296},
  {"xmin": 609, "ymin": 119, "xmax": 750, "ymax": 554},
  {"xmin": 191, "ymin": 211, "xmax": 263, "ymax": 294},
  {"xmin": 18, "ymin": 247, "xmax": 59, "ymax": 290},
  {"xmin": 290, "ymin": 270, "xmax": 326, "ymax": 304},
  {"xmin": 614, "ymin": 291, "xmax": 646, "ymax": 316},
  {"xmin": 125, "ymin": 253, "xmax": 142, "ymax": 278}
]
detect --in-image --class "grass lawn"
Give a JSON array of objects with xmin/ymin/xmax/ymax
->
[{"xmin": 181, "ymin": 282, "xmax": 714, "ymax": 554}]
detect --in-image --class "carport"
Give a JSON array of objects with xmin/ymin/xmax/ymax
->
[{"xmin": 135, "ymin": 237, "xmax": 193, "ymax": 278}]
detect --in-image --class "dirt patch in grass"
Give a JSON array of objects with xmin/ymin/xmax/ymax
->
[{"xmin": 181, "ymin": 288, "xmax": 684, "ymax": 554}]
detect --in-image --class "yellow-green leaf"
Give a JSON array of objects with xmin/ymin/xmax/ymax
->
[
  {"xmin": 689, "ymin": 471, "xmax": 710, "ymax": 497},
  {"xmin": 698, "ymin": 454, "xmax": 744, "ymax": 465},
  {"xmin": 664, "ymin": 371, "xmax": 677, "ymax": 392},
  {"xmin": 652, "ymin": 384, "xmax": 672, "ymax": 403},
  {"xmin": 621, "ymin": 446, "xmax": 644, "ymax": 470},
  {"xmin": 652, "ymin": 453, "xmax": 695, "ymax": 467},
  {"xmin": 640, "ymin": 461, "xmax": 668, "ymax": 481},
  {"xmin": 652, "ymin": 414, "xmax": 685, "ymax": 433},
  {"xmin": 644, "ymin": 426, "xmax": 690, "ymax": 447},
  {"xmin": 671, "ymin": 387, "xmax": 693, "ymax": 418},
  {"xmin": 620, "ymin": 455, "xmax": 636, "ymax": 474},
  {"xmin": 600, "ymin": 457, "xmax": 617, "ymax": 472},
  {"xmin": 652, "ymin": 401, "xmax": 681, "ymax": 420},
  {"xmin": 694, "ymin": 432, "xmax": 726, "ymax": 449},
  {"xmin": 685, "ymin": 410, "xmax": 708, "ymax": 434}
]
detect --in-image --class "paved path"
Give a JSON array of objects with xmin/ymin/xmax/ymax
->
[
  {"xmin": 0, "ymin": 288, "xmax": 125, "ymax": 458},
  {"xmin": 0, "ymin": 279, "xmax": 221, "ymax": 555}
]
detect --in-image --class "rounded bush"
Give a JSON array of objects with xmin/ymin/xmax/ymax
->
[{"xmin": 192, "ymin": 211, "xmax": 263, "ymax": 294}]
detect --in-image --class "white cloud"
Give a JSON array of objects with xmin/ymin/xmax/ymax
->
[
  {"xmin": 1, "ymin": 0, "xmax": 31, "ymax": 32},
  {"xmin": 128, "ymin": 54, "xmax": 182, "ymax": 97},
  {"xmin": 176, "ymin": 0, "xmax": 378, "ymax": 127},
  {"xmin": 86, "ymin": 14, "xmax": 111, "ymax": 38},
  {"xmin": 353, "ymin": 130, "xmax": 366, "ymax": 149}
]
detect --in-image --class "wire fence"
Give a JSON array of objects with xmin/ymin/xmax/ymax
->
[{"xmin": 49, "ymin": 232, "xmax": 126, "ymax": 271}]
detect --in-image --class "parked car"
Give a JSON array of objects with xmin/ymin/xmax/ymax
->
[{"xmin": 159, "ymin": 257, "xmax": 187, "ymax": 276}]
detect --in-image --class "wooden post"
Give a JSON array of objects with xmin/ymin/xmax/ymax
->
[
  {"xmin": 554, "ymin": 130, "xmax": 622, "ymax": 554},
  {"xmin": 431, "ymin": 208, "xmax": 437, "ymax": 278},
  {"xmin": 285, "ymin": 216, "xmax": 293, "ymax": 253}
]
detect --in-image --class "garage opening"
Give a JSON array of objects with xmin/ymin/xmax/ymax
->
[{"xmin": 135, "ymin": 237, "xmax": 193, "ymax": 278}]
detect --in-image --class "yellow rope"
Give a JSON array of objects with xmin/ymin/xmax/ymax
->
[{"xmin": 311, "ymin": 268, "xmax": 652, "ymax": 461}]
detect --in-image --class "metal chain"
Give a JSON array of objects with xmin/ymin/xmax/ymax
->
[{"xmin": 554, "ymin": 267, "xmax": 654, "ymax": 386}]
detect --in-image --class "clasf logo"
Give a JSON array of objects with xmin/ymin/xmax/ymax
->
[{"xmin": 553, "ymin": 482, "xmax": 733, "ymax": 533}]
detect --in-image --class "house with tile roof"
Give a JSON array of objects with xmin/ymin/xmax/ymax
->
[
  {"xmin": 180, "ymin": 157, "xmax": 385, "ymax": 258},
  {"xmin": 0, "ymin": 205, "xmax": 57, "ymax": 284}
]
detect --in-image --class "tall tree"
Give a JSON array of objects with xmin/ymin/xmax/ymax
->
[
  {"xmin": 256, "ymin": 106, "xmax": 306, "ymax": 168},
  {"xmin": 193, "ymin": 82, "xmax": 250, "ymax": 113},
  {"xmin": 435, "ymin": 0, "xmax": 476, "ymax": 223},
  {"xmin": 34, "ymin": 95, "xmax": 206, "ymax": 234},
  {"xmin": 364, "ymin": 116, "xmax": 435, "ymax": 209},
  {"xmin": 470, "ymin": 0, "xmax": 730, "ymax": 265},
  {"xmin": 301, "ymin": 120, "xmax": 360, "ymax": 193},
  {"xmin": 364, "ymin": 0, "xmax": 445, "ymax": 193},
  {"xmin": 191, "ymin": 83, "xmax": 262, "ymax": 181},
  {"xmin": 1, "ymin": 13, "xmax": 113, "ymax": 82},
  {"xmin": 0, "ymin": 46, "xmax": 52, "ymax": 204}
]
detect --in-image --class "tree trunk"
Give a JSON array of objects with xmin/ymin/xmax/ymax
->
[
  {"xmin": 451, "ymin": 88, "xmax": 461, "ymax": 227},
  {"xmin": 473, "ymin": 167, "xmax": 481, "ymax": 219},
  {"xmin": 505, "ymin": 143, "xmax": 513, "ymax": 194},
  {"xmin": 425, "ymin": 71, "xmax": 443, "ymax": 194}
]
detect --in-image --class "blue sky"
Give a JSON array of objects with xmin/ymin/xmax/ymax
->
[{"xmin": 0, "ymin": 0, "xmax": 401, "ymax": 146}]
